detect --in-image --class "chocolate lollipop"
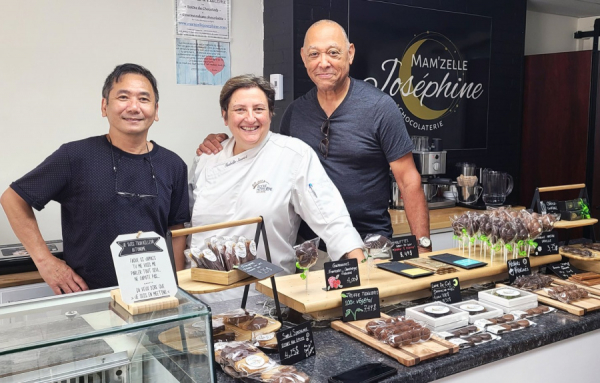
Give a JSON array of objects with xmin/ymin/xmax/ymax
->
[
  {"xmin": 499, "ymin": 221, "xmax": 517, "ymax": 260},
  {"xmin": 294, "ymin": 237, "xmax": 320, "ymax": 284},
  {"xmin": 512, "ymin": 217, "xmax": 529, "ymax": 257}
]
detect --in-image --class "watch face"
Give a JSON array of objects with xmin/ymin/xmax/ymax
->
[{"xmin": 420, "ymin": 237, "xmax": 431, "ymax": 247}]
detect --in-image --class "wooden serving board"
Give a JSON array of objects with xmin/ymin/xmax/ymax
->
[
  {"xmin": 257, "ymin": 247, "xmax": 561, "ymax": 318},
  {"xmin": 178, "ymin": 268, "xmax": 259, "ymax": 294},
  {"xmin": 559, "ymin": 247, "xmax": 600, "ymax": 262},
  {"xmin": 213, "ymin": 314, "xmax": 282, "ymax": 341},
  {"xmin": 331, "ymin": 314, "xmax": 459, "ymax": 366},
  {"xmin": 497, "ymin": 282, "xmax": 600, "ymax": 316},
  {"xmin": 158, "ymin": 314, "xmax": 281, "ymax": 355}
]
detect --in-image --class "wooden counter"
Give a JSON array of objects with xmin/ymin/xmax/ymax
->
[
  {"xmin": 256, "ymin": 247, "xmax": 561, "ymax": 319},
  {"xmin": 0, "ymin": 271, "xmax": 43, "ymax": 289}
]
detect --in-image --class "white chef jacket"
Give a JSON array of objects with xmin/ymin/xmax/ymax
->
[{"xmin": 188, "ymin": 132, "xmax": 363, "ymax": 277}]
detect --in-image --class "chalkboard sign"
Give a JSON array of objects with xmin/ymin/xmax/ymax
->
[
  {"xmin": 547, "ymin": 261, "xmax": 577, "ymax": 280},
  {"xmin": 324, "ymin": 258, "xmax": 360, "ymax": 291},
  {"xmin": 539, "ymin": 200, "xmax": 559, "ymax": 214},
  {"xmin": 276, "ymin": 321, "xmax": 316, "ymax": 365},
  {"xmin": 430, "ymin": 277, "xmax": 461, "ymax": 304},
  {"xmin": 533, "ymin": 231, "xmax": 559, "ymax": 256},
  {"xmin": 507, "ymin": 257, "xmax": 531, "ymax": 284},
  {"xmin": 237, "ymin": 258, "xmax": 283, "ymax": 279},
  {"xmin": 341, "ymin": 288, "xmax": 380, "ymax": 322},
  {"xmin": 391, "ymin": 235, "xmax": 419, "ymax": 261}
]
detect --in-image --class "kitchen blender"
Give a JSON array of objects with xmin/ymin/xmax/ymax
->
[{"xmin": 411, "ymin": 136, "xmax": 455, "ymax": 210}]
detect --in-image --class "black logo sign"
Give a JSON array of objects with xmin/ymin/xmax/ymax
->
[
  {"xmin": 237, "ymin": 258, "xmax": 283, "ymax": 279},
  {"xmin": 547, "ymin": 261, "xmax": 577, "ymax": 280},
  {"xmin": 533, "ymin": 231, "xmax": 559, "ymax": 256},
  {"xmin": 341, "ymin": 288, "xmax": 380, "ymax": 322},
  {"xmin": 507, "ymin": 257, "xmax": 532, "ymax": 284},
  {"xmin": 276, "ymin": 322, "xmax": 315, "ymax": 365},
  {"xmin": 324, "ymin": 258, "xmax": 360, "ymax": 291},
  {"xmin": 391, "ymin": 235, "xmax": 419, "ymax": 261},
  {"xmin": 431, "ymin": 277, "xmax": 461, "ymax": 304},
  {"xmin": 116, "ymin": 237, "xmax": 162, "ymax": 257}
]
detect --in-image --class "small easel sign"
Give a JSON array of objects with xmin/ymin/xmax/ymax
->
[{"xmin": 110, "ymin": 231, "xmax": 179, "ymax": 315}]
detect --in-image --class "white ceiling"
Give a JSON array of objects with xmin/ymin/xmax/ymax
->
[{"xmin": 528, "ymin": 0, "xmax": 600, "ymax": 18}]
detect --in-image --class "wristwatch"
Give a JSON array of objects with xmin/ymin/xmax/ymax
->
[{"xmin": 418, "ymin": 236, "xmax": 432, "ymax": 249}]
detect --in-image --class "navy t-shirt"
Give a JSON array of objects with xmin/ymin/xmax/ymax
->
[
  {"xmin": 11, "ymin": 136, "xmax": 190, "ymax": 289},
  {"xmin": 280, "ymin": 78, "xmax": 413, "ymax": 239}
]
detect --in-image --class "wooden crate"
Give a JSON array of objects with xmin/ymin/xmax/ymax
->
[
  {"xmin": 191, "ymin": 267, "xmax": 251, "ymax": 285},
  {"xmin": 331, "ymin": 314, "xmax": 459, "ymax": 367}
]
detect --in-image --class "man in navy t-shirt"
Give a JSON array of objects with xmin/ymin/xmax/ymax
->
[{"xmin": 0, "ymin": 64, "xmax": 190, "ymax": 293}]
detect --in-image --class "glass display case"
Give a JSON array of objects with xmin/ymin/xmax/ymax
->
[{"xmin": 0, "ymin": 287, "xmax": 215, "ymax": 382}]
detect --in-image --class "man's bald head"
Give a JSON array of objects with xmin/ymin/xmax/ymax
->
[{"xmin": 303, "ymin": 20, "xmax": 350, "ymax": 50}]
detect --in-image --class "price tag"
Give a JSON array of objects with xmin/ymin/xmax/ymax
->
[
  {"xmin": 547, "ymin": 260, "xmax": 577, "ymax": 280},
  {"xmin": 533, "ymin": 231, "xmax": 559, "ymax": 256},
  {"xmin": 507, "ymin": 257, "xmax": 532, "ymax": 284},
  {"xmin": 276, "ymin": 322, "xmax": 316, "ymax": 365},
  {"xmin": 431, "ymin": 277, "xmax": 461, "ymax": 304},
  {"xmin": 110, "ymin": 232, "xmax": 177, "ymax": 304},
  {"xmin": 539, "ymin": 200, "xmax": 559, "ymax": 214},
  {"xmin": 323, "ymin": 258, "xmax": 360, "ymax": 291},
  {"xmin": 391, "ymin": 235, "xmax": 419, "ymax": 261},
  {"xmin": 236, "ymin": 258, "xmax": 283, "ymax": 279},
  {"xmin": 341, "ymin": 288, "xmax": 380, "ymax": 322}
]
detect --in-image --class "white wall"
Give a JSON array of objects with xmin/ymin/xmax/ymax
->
[
  {"xmin": 0, "ymin": 0, "xmax": 263, "ymax": 245},
  {"xmin": 577, "ymin": 16, "xmax": 600, "ymax": 50},
  {"xmin": 525, "ymin": 11, "xmax": 600, "ymax": 55},
  {"xmin": 525, "ymin": 11, "xmax": 578, "ymax": 55}
]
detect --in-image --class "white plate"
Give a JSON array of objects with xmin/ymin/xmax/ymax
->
[
  {"xmin": 495, "ymin": 288, "xmax": 520, "ymax": 297},
  {"xmin": 460, "ymin": 304, "xmax": 485, "ymax": 313},
  {"xmin": 424, "ymin": 305, "xmax": 450, "ymax": 315}
]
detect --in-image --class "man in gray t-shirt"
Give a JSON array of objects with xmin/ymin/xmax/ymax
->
[{"xmin": 198, "ymin": 20, "xmax": 432, "ymax": 252}]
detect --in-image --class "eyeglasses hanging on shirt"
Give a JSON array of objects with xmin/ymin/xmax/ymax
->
[
  {"xmin": 108, "ymin": 137, "xmax": 158, "ymax": 198},
  {"xmin": 319, "ymin": 118, "xmax": 330, "ymax": 158}
]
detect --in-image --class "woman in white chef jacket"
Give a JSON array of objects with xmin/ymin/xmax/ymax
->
[{"xmin": 188, "ymin": 75, "xmax": 364, "ymax": 302}]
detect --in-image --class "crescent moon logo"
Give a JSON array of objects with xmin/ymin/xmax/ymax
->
[{"xmin": 399, "ymin": 32, "xmax": 464, "ymax": 121}]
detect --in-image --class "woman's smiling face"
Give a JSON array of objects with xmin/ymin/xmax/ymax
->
[{"xmin": 223, "ymin": 87, "xmax": 271, "ymax": 155}]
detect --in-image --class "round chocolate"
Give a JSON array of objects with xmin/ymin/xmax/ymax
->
[
  {"xmin": 502, "ymin": 314, "xmax": 514, "ymax": 321},
  {"xmin": 466, "ymin": 326, "xmax": 477, "ymax": 333},
  {"xmin": 532, "ymin": 308, "xmax": 543, "ymax": 315},
  {"xmin": 517, "ymin": 320, "xmax": 530, "ymax": 328},
  {"xmin": 538, "ymin": 305, "xmax": 549, "ymax": 313},
  {"xmin": 459, "ymin": 328, "xmax": 470, "ymax": 336},
  {"xmin": 510, "ymin": 322, "xmax": 520, "ymax": 329},
  {"xmin": 488, "ymin": 318, "xmax": 498, "ymax": 324},
  {"xmin": 495, "ymin": 318, "xmax": 506, "ymax": 324},
  {"xmin": 501, "ymin": 324, "xmax": 512, "ymax": 331},
  {"xmin": 421, "ymin": 328, "xmax": 431, "ymax": 340},
  {"xmin": 452, "ymin": 331, "xmax": 462, "ymax": 337},
  {"xmin": 480, "ymin": 333, "xmax": 492, "ymax": 340},
  {"xmin": 470, "ymin": 336, "xmax": 482, "ymax": 343}
]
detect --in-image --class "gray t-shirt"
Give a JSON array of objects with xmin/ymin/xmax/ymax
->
[{"xmin": 280, "ymin": 77, "xmax": 413, "ymax": 239}]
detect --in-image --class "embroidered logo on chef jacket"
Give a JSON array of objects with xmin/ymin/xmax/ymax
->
[{"xmin": 252, "ymin": 180, "xmax": 272, "ymax": 193}]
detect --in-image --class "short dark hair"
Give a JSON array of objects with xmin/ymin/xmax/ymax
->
[
  {"xmin": 219, "ymin": 75, "xmax": 275, "ymax": 117},
  {"xmin": 102, "ymin": 63, "xmax": 159, "ymax": 103}
]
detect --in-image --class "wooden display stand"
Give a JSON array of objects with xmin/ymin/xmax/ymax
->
[
  {"xmin": 331, "ymin": 313, "xmax": 459, "ymax": 366},
  {"xmin": 530, "ymin": 183, "xmax": 597, "ymax": 244},
  {"xmin": 168, "ymin": 217, "xmax": 284, "ymax": 324},
  {"xmin": 110, "ymin": 289, "xmax": 179, "ymax": 315}
]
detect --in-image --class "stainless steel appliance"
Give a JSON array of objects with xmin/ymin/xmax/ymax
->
[
  {"xmin": 0, "ymin": 240, "xmax": 63, "ymax": 275},
  {"xmin": 410, "ymin": 136, "xmax": 455, "ymax": 210}
]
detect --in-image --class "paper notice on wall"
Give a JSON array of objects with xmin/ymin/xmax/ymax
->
[
  {"xmin": 176, "ymin": 0, "xmax": 231, "ymax": 41},
  {"xmin": 177, "ymin": 38, "xmax": 230, "ymax": 85}
]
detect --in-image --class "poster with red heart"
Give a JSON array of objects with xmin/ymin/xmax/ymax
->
[{"xmin": 176, "ymin": 39, "xmax": 231, "ymax": 85}]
